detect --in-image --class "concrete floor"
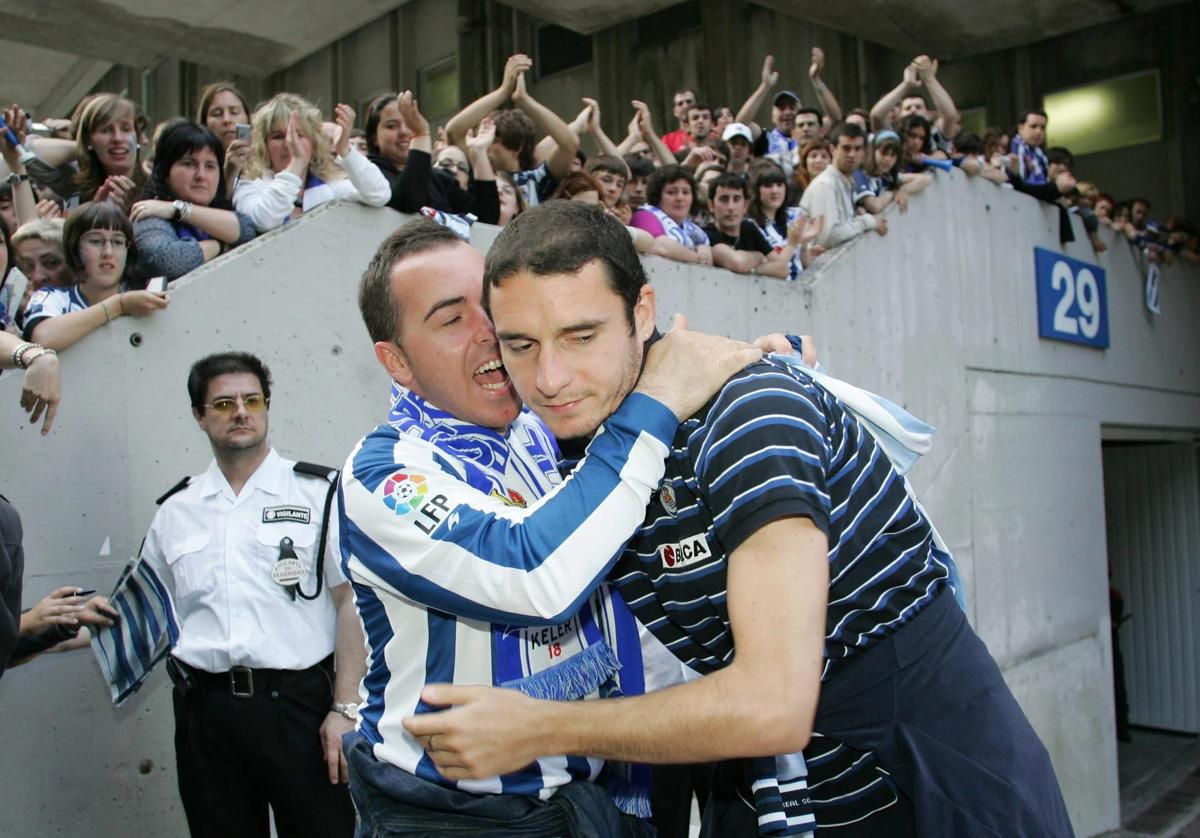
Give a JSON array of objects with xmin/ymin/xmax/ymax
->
[{"xmin": 1098, "ymin": 728, "xmax": 1200, "ymax": 838}]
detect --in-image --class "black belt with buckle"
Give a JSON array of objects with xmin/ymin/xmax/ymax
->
[{"xmin": 169, "ymin": 655, "xmax": 333, "ymax": 699}]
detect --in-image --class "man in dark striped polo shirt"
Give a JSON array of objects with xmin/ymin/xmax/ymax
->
[{"xmin": 406, "ymin": 202, "xmax": 1075, "ymax": 838}]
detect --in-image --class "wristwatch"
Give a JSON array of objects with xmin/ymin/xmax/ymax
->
[
  {"xmin": 332, "ymin": 701, "xmax": 360, "ymax": 721},
  {"xmin": 5, "ymin": 172, "xmax": 29, "ymax": 185},
  {"xmin": 171, "ymin": 199, "xmax": 190, "ymax": 222}
]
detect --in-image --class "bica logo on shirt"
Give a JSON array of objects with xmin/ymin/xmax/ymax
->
[
  {"xmin": 660, "ymin": 534, "xmax": 712, "ymax": 569},
  {"xmin": 382, "ymin": 472, "xmax": 429, "ymax": 515}
]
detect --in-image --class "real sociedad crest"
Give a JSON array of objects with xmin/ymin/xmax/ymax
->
[{"xmin": 660, "ymin": 483, "xmax": 678, "ymax": 516}]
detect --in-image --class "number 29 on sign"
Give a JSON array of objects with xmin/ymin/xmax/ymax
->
[{"xmin": 1034, "ymin": 248, "xmax": 1109, "ymax": 349}]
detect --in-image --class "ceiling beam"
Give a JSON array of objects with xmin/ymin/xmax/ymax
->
[{"xmin": 0, "ymin": 0, "xmax": 291, "ymax": 77}]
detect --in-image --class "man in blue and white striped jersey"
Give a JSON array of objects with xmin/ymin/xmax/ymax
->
[
  {"xmin": 338, "ymin": 218, "xmax": 762, "ymax": 836},
  {"xmin": 407, "ymin": 201, "xmax": 1076, "ymax": 838}
]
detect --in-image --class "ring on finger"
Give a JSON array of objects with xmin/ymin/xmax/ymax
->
[{"xmin": 428, "ymin": 734, "xmax": 438, "ymax": 753}]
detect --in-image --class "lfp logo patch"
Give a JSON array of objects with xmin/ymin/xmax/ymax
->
[{"xmin": 383, "ymin": 472, "xmax": 429, "ymax": 515}]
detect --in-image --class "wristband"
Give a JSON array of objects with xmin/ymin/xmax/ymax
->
[
  {"xmin": 21, "ymin": 347, "xmax": 56, "ymax": 367},
  {"xmin": 100, "ymin": 298, "xmax": 112, "ymax": 324},
  {"xmin": 11, "ymin": 341, "xmax": 35, "ymax": 369}
]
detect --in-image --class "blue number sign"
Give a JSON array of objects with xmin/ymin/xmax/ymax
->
[{"xmin": 1034, "ymin": 247, "xmax": 1109, "ymax": 349}]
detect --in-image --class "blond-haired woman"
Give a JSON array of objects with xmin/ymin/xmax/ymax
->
[{"xmin": 233, "ymin": 93, "xmax": 389, "ymax": 233}]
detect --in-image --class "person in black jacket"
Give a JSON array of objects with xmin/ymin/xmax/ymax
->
[{"xmin": 364, "ymin": 91, "xmax": 432, "ymax": 214}]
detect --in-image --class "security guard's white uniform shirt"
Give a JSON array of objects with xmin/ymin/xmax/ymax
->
[{"xmin": 142, "ymin": 448, "xmax": 346, "ymax": 673}]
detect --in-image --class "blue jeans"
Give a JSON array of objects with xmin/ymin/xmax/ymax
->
[{"xmin": 343, "ymin": 733, "xmax": 652, "ymax": 838}]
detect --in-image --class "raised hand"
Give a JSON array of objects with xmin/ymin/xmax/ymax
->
[
  {"xmin": 397, "ymin": 91, "xmax": 430, "ymax": 139},
  {"xmin": 808, "ymin": 48, "xmax": 825, "ymax": 82},
  {"xmin": 631, "ymin": 100, "xmax": 655, "ymax": 136},
  {"xmin": 333, "ymin": 103, "xmax": 356, "ymax": 158},
  {"xmin": 581, "ymin": 97, "xmax": 601, "ymax": 133},
  {"xmin": 513, "ymin": 70, "xmax": 530, "ymax": 105},
  {"xmin": 502, "ymin": 54, "xmax": 533, "ymax": 95},
  {"xmin": 467, "ymin": 117, "xmax": 496, "ymax": 154},
  {"xmin": 286, "ymin": 110, "xmax": 313, "ymax": 171},
  {"xmin": 912, "ymin": 55, "xmax": 935, "ymax": 82},
  {"xmin": 762, "ymin": 55, "xmax": 779, "ymax": 87}
]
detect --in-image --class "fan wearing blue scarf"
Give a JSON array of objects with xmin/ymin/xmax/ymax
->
[
  {"xmin": 406, "ymin": 202, "xmax": 1075, "ymax": 838},
  {"xmin": 338, "ymin": 216, "xmax": 761, "ymax": 836}
]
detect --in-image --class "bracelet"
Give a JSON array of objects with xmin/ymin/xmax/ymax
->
[
  {"xmin": 11, "ymin": 341, "xmax": 36, "ymax": 369},
  {"xmin": 100, "ymin": 298, "xmax": 112, "ymax": 324},
  {"xmin": 21, "ymin": 347, "xmax": 56, "ymax": 367},
  {"xmin": 181, "ymin": 201, "xmax": 193, "ymax": 221}
]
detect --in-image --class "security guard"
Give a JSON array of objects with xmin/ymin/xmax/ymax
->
[{"xmin": 141, "ymin": 352, "xmax": 361, "ymax": 838}]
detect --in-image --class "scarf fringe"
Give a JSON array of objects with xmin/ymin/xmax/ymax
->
[
  {"xmin": 500, "ymin": 641, "xmax": 622, "ymax": 702},
  {"xmin": 604, "ymin": 771, "xmax": 654, "ymax": 819}
]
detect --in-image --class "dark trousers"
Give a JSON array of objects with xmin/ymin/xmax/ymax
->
[
  {"xmin": 654, "ymin": 758, "xmax": 917, "ymax": 837},
  {"xmin": 344, "ymin": 733, "xmax": 652, "ymax": 838},
  {"xmin": 172, "ymin": 659, "xmax": 354, "ymax": 838},
  {"xmin": 649, "ymin": 762, "xmax": 716, "ymax": 838},
  {"xmin": 815, "ymin": 589, "xmax": 1075, "ymax": 838}
]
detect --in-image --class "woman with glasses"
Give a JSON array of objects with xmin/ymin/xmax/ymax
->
[
  {"xmin": 364, "ymin": 90, "xmax": 431, "ymax": 213},
  {"xmin": 129, "ymin": 121, "xmax": 256, "ymax": 283},
  {"xmin": 418, "ymin": 118, "xmax": 501, "ymax": 224},
  {"xmin": 234, "ymin": 93, "xmax": 390, "ymax": 233},
  {"xmin": 22, "ymin": 202, "xmax": 167, "ymax": 351}
]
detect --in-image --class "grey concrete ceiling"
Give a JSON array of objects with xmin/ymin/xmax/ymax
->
[
  {"xmin": 505, "ymin": 0, "xmax": 1186, "ymax": 56},
  {"xmin": 0, "ymin": 0, "xmax": 413, "ymax": 117}
]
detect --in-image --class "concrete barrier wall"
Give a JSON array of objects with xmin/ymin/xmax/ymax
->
[{"xmin": 1, "ymin": 173, "xmax": 1197, "ymax": 836}]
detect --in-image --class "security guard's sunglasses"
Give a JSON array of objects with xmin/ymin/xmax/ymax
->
[{"xmin": 204, "ymin": 394, "xmax": 269, "ymax": 415}]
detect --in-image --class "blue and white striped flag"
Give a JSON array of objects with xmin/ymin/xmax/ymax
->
[{"xmin": 90, "ymin": 558, "xmax": 179, "ymax": 705}]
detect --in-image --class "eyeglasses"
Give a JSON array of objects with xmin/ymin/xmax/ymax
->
[
  {"xmin": 204, "ymin": 394, "xmax": 269, "ymax": 415},
  {"xmin": 81, "ymin": 233, "xmax": 128, "ymax": 250},
  {"xmin": 436, "ymin": 159, "xmax": 470, "ymax": 175}
]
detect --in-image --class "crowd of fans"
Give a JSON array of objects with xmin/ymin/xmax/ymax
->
[{"xmin": 0, "ymin": 48, "xmax": 1197, "ymax": 341}]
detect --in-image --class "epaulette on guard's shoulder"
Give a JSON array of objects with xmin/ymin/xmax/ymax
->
[
  {"xmin": 155, "ymin": 476, "xmax": 192, "ymax": 506},
  {"xmin": 293, "ymin": 461, "xmax": 339, "ymax": 482}
]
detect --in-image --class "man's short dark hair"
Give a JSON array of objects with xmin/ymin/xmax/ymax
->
[
  {"xmin": 358, "ymin": 218, "xmax": 464, "ymax": 344},
  {"xmin": 709, "ymin": 172, "xmax": 749, "ymax": 199},
  {"xmin": 646, "ymin": 164, "xmax": 697, "ymax": 207},
  {"xmin": 1046, "ymin": 146, "xmax": 1074, "ymax": 168},
  {"xmin": 687, "ymin": 103, "xmax": 713, "ymax": 120},
  {"xmin": 482, "ymin": 202, "xmax": 645, "ymax": 332},
  {"xmin": 624, "ymin": 154, "xmax": 655, "ymax": 179},
  {"xmin": 795, "ymin": 107, "xmax": 822, "ymax": 123},
  {"xmin": 492, "ymin": 108, "xmax": 538, "ymax": 171},
  {"xmin": 188, "ymin": 352, "xmax": 272, "ymax": 413},
  {"xmin": 828, "ymin": 121, "xmax": 867, "ymax": 147},
  {"xmin": 901, "ymin": 93, "xmax": 929, "ymax": 108},
  {"xmin": 1018, "ymin": 109, "xmax": 1047, "ymax": 125},
  {"xmin": 1132, "ymin": 197, "xmax": 1151, "ymax": 209},
  {"xmin": 954, "ymin": 131, "xmax": 984, "ymax": 155},
  {"xmin": 585, "ymin": 154, "xmax": 629, "ymax": 181}
]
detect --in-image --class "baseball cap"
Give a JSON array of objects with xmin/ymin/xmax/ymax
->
[
  {"xmin": 773, "ymin": 90, "xmax": 801, "ymax": 107},
  {"xmin": 722, "ymin": 122, "xmax": 753, "ymax": 143}
]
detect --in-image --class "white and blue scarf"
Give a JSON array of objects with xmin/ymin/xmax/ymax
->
[
  {"xmin": 387, "ymin": 384, "xmax": 652, "ymax": 816},
  {"xmin": 640, "ymin": 204, "xmax": 709, "ymax": 250}
]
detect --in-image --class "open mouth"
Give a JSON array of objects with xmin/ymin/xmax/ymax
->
[{"xmin": 473, "ymin": 358, "xmax": 509, "ymax": 391}]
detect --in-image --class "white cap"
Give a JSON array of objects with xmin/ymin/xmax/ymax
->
[{"xmin": 722, "ymin": 122, "xmax": 753, "ymax": 143}]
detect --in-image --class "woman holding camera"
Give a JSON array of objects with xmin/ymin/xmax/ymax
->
[{"xmin": 196, "ymin": 82, "xmax": 253, "ymax": 196}]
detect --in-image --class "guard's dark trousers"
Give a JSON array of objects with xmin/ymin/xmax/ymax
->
[{"xmin": 172, "ymin": 657, "xmax": 354, "ymax": 838}]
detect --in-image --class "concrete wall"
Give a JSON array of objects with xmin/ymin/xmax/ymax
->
[{"xmin": 2, "ymin": 170, "xmax": 1198, "ymax": 834}]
